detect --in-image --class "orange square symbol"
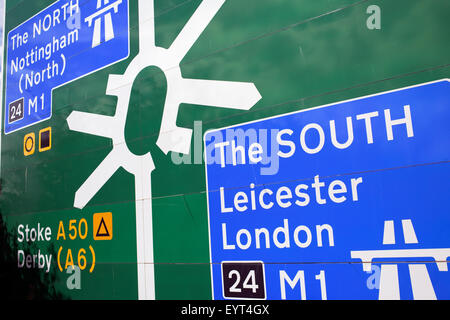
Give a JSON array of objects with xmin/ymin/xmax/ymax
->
[
  {"xmin": 93, "ymin": 212, "xmax": 113, "ymax": 240},
  {"xmin": 39, "ymin": 127, "xmax": 52, "ymax": 152}
]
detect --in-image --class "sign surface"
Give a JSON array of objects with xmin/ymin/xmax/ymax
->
[
  {"xmin": 205, "ymin": 79, "xmax": 450, "ymax": 300},
  {"xmin": 1, "ymin": 0, "xmax": 449, "ymax": 301},
  {"xmin": 4, "ymin": 0, "xmax": 129, "ymax": 134}
]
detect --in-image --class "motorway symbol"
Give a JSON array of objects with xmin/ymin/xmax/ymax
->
[
  {"xmin": 351, "ymin": 219, "xmax": 450, "ymax": 300},
  {"xmin": 85, "ymin": 0, "xmax": 123, "ymax": 48}
]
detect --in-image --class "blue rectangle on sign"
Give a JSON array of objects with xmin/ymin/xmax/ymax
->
[
  {"xmin": 204, "ymin": 79, "xmax": 450, "ymax": 300},
  {"xmin": 4, "ymin": 0, "xmax": 129, "ymax": 134}
]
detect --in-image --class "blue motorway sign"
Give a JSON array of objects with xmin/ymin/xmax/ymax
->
[
  {"xmin": 4, "ymin": 0, "xmax": 129, "ymax": 134},
  {"xmin": 204, "ymin": 79, "xmax": 450, "ymax": 300}
]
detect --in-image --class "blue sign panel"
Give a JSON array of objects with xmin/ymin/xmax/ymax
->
[
  {"xmin": 205, "ymin": 79, "xmax": 450, "ymax": 300},
  {"xmin": 4, "ymin": 0, "xmax": 129, "ymax": 134}
]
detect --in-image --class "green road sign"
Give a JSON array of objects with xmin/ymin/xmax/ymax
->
[{"xmin": 1, "ymin": 0, "xmax": 449, "ymax": 300}]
